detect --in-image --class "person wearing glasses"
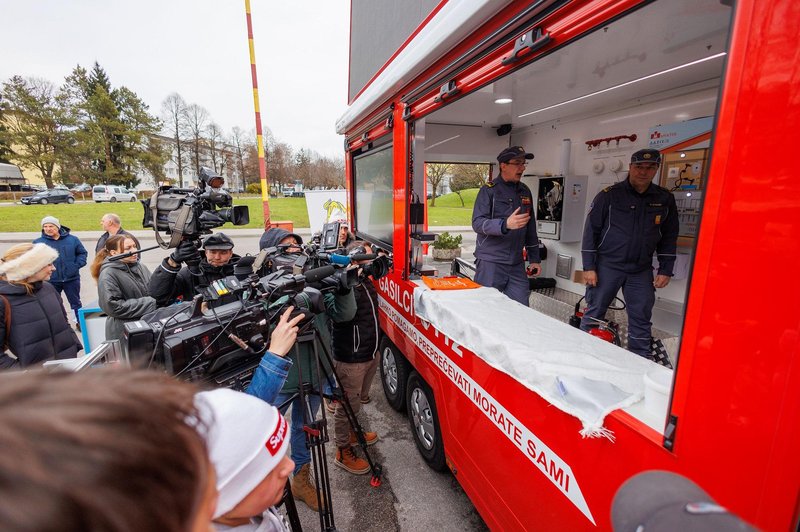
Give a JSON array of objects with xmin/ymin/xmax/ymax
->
[
  {"xmin": 471, "ymin": 146, "xmax": 541, "ymax": 305},
  {"xmin": 580, "ymin": 149, "xmax": 679, "ymax": 358}
]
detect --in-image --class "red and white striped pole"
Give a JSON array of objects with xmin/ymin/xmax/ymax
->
[{"xmin": 244, "ymin": 0, "xmax": 271, "ymax": 228}]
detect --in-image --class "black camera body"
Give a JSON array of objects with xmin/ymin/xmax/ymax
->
[
  {"xmin": 122, "ymin": 264, "xmax": 331, "ymax": 389},
  {"xmin": 141, "ymin": 167, "xmax": 249, "ymax": 245}
]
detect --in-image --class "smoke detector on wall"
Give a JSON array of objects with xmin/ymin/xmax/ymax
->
[
  {"xmin": 610, "ymin": 159, "xmax": 624, "ymax": 172},
  {"xmin": 592, "ymin": 161, "xmax": 605, "ymax": 174}
]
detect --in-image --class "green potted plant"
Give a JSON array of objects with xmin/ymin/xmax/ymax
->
[{"xmin": 431, "ymin": 231, "xmax": 463, "ymax": 261}]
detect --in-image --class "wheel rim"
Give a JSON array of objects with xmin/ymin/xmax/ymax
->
[
  {"xmin": 111, "ymin": 197, "xmax": 117, "ymax": 202},
  {"xmin": 409, "ymin": 386, "xmax": 436, "ymax": 450},
  {"xmin": 382, "ymin": 347, "xmax": 398, "ymax": 395}
]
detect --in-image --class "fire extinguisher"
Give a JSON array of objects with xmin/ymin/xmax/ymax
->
[{"xmin": 569, "ymin": 296, "xmax": 624, "ymax": 346}]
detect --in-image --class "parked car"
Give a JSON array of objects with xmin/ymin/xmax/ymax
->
[
  {"xmin": 92, "ymin": 185, "xmax": 137, "ymax": 203},
  {"xmin": 290, "ymin": 191, "xmax": 305, "ymax": 198},
  {"xmin": 71, "ymin": 183, "xmax": 92, "ymax": 192},
  {"xmin": 20, "ymin": 189, "xmax": 75, "ymax": 205}
]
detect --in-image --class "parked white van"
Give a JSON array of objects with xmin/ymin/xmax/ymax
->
[{"xmin": 92, "ymin": 185, "xmax": 137, "ymax": 203}]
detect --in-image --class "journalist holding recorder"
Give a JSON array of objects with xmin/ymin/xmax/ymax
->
[{"xmin": 149, "ymin": 232, "xmax": 240, "ymax": 308}]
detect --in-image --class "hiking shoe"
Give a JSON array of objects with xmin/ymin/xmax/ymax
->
[
  {"xmin": 335, "ymin": 446, "xmax": 370, "ymax": 475},
  {"xmin": 291, "ymin": 463, "xmax": 321, "ymax": 512},
  {"xmin": 349, "ymin": 430, "xmax": 379, "ymax": 446}
]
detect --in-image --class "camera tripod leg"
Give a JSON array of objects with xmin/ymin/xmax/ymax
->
[{"xmin": 281, "ymin": 480, "xmax": 303, "ymax": 532}]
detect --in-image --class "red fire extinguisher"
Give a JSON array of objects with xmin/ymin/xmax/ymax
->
[{"xmin": 569, "ymin": 296, "xmax": 623, "ymax": 346}]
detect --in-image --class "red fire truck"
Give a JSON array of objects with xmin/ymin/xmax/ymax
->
[{"xmin": 337, "ymin": 0, "xmax": 799, "ymax": 529}]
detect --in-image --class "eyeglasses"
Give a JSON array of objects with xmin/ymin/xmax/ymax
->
[{"xmin": 504, "ymin": 161, "xmax": 528, "ymax": 166}]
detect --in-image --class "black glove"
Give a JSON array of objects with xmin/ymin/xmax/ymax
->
[{"xmin": 170, "ymin": 240, "xmax": 201, "ymax": 266}]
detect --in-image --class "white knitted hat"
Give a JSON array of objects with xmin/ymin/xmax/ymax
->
[
  {"xmin": 194, "ymin": 389, "xmax": 290, "ymax": 519},
  {"xmin": 0, "ymin": 243, "xmax": 58, "ymax": 281},
  {"xmin": 41, "ymin": 216, "xmax": 61, "ymax": 229}
]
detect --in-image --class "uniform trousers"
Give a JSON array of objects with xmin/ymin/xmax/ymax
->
[
  {"xmin": 474, "ymin": 259, "xmax": 530, "ymax": 306},
  {"xmin": 580, "ymin": 265, "xmax": 655, "ymax": 357}
]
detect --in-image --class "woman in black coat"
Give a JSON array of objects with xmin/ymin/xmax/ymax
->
[{"xmin": 0, "ymin": 243, "xmax": 82, "ymax": 369}]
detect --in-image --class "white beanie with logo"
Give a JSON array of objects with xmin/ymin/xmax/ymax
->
[{"xmin": 194, "ymin": 388, "xmax": 290, "ymax": 519}]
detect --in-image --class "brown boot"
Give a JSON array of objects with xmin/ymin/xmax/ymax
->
[
  {"xmin": 291, "ymin": 463, "xmax": 320, "ymax": 512},
  {"xmin": 335, "ymin": 446, "xmax": 370, "ymax": 475},
  {"xmin": 349, "ymin": 430, "xmax": 379, "ymax": 446}
]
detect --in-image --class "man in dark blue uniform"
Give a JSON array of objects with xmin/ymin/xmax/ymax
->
[
  {"xmin": 472, "ymin": 146, "xmax": 541, "ymax": 305},
  {"xmin": 580, "ymin": 148, "xmax": 679, "ymax": 357}
]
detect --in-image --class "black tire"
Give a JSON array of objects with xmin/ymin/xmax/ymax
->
[
  {"xmin": 380, "ymin": 336, "xmax": 410, "ymax": 412},
  {"xmin": 129, "ymin": 196, "xmax": 136, "ymax": 202},
  {"xmin": 406, "ymin": 372, "xmax": 447, "ymax": 471},
  {"xmin": 40, "ymin": 199, "xmax": 48, "ymax": 205},
  {"xmin": 67, "ymin": 197, "xmax": 75, "ymax": 204},
  {"xmin": 110, "ymin": 197, "xmax": 117, "ymax": 203}
]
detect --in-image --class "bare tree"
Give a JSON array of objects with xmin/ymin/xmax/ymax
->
[
  {"xmin": 308, "ymin": 154, "xmax": 345, "ymax": 189},
  {"xmin": 182, "ymin": 103, "xmax": 209, "ymax": 179},
  {"xmin": 425, "ymin": 163, "xmax": 452, "ymax": 206},
  {"xmin": 160, "ymin": 93, "xmax": 188, "ymax": 185},
  {"xmin": 206, "ymin": 122, "xmax": 225, "ymax": 174},
  {"xmin": 229, "ymin": 126, "xmax": 251, "ymax": 188}
]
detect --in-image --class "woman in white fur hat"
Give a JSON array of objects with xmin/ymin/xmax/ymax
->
[{"xmin": 0, "ymin": 243, "xmax": 82, "ymax": 368}]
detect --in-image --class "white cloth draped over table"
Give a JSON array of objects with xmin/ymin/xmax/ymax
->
[{"xmin": 413, "ymin": 284, "xmax": 657, "ymax": 439}]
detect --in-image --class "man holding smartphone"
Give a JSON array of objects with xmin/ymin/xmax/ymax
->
[{"xmin": 471, "ymin": 146, "xmax": 541, "ymax": 306}]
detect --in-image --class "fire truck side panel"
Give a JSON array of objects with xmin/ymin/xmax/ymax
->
[{"xmin": 345, "ymin": 0, "xmax": 800, "ymax": 529}]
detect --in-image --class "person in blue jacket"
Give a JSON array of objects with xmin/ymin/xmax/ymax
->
[
  {"xmin": 580, "ymin": 149, "xmax": 679, "ymax": 357},
  {"xmin": 34, "ymin": 216, "xmax": 87, "ymax": 326},
  {"xmin": 472, "ymin": 146, "xmax": 541, "ymax": 305}
]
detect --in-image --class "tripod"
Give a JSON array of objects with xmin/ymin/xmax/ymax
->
[{"xmin": 278, "ymin": 325, "xmax": 383, "ymax": 531}]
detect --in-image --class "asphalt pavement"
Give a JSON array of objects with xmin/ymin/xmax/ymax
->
[{"xmin": 0, "ymin": 226, "xmax": 486, "ymax": 532}]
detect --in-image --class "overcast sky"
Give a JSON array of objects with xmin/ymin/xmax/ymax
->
[{"xmin": 0, "ymin": 1, "xmax": 350, "ymax": 158}]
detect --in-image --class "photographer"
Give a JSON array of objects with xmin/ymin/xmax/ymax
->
[
  {"xmin": 259, "ymin": 227, "xmax": 357, "ymax": 512},
  {"xmin": 330, "ymin": 241, "xmax": 381, "ymax": 475},
  {"xmin": 150, "ymin": 232, "xmax": 240, "ymax": 308}
]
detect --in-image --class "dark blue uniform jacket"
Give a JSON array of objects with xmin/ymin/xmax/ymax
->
[
  {"xmin": 581, "ymin": 178, "xmax": 679, "ymax": 275},
  {"xmin": 472, "ymin": 177, "xmax": 540, "ymax": 265}
]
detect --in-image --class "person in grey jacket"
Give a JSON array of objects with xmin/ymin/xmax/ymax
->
[
  {"xmin": 91, "ymin": 234, "xmax": 156, "ymax": 342},
  {"xmin": 471, "ymin": 146, "xmax": 541, "ymax": 305}
]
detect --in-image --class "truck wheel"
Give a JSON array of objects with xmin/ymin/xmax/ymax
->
[
  {"xmin": 110, "ymin": 197, "xmax": 117, "ymax": 203},
  {"xmin": 406, "ymin": 372, "xmax": 447, "ymax": 471},
  {"xmin": 380, "ymin": 336, "xmax": 410, "ymax": 412}
]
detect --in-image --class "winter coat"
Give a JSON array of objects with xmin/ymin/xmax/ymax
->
[
  {"xmin": 279, "ymin": 289, "xmax": 356, "ymax": 395},
  {"xmin": 97, "ymin": 259, "xmax": 157, "ymax": 341},
  {"xmin": 149, "ymin": 254, "xmax": 241, "ymax": 308},
  {"xmin": 0, "ymin": 280, "xmax": 82, "ymax": 368},
  {"xmin": 331, "ymin": 282, "xmax": 380, "ymax": 364},
  {"xmin": 33, "ymin": 226, "xmax": 88, "ymax": 283}
]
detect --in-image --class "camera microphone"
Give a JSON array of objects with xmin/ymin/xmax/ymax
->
[
  {"xmin": 303, "ymin": 265, "xmax": 336, "ymax": 283},
  {"xmin": 348, "ymin": 253, "xmax": 377, "ymax": 262},
  {"xmin": 317, "ymin": 252, "xmax": 351, "ymax": 266}
]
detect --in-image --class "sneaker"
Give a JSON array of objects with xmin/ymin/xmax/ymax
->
[
  {"xmin": 291, "ymin": 463, "xmax": 321, "ymax": 512},
  {"xmin": 349, "ymin": 430, "xmax": 379, "ymax": 446},
  {"xmin": 325, "ymin": 399, "xmax": 338, "ymax": 414},
  {"xmin": 335, "ymin": 446, "xmax": 370, "ymax": 475},
  {"xmin": 360, "ymin": 395, "xmax": 371, "ymax": 404}
]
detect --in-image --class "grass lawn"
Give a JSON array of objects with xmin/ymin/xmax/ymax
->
[
  {"xmin": 0, "ymin": 191, "xmax": 479, "ymax": 232},
  {"xmin": 0, "ymin": 196, "xmax": 310, "ymax": 232},
  {"xmin": 426, "ymin": 188, "xmax": 478, "ymax": 226}
]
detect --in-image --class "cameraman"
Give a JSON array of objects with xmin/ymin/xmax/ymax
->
[
  {"xmin": 259, "ymin": 227, "xmax": 357, "ymax": 512},
  {"xmin": 149, "ymin": 232, "xmax": 240, "ymax": 308},
  {"xmin": 330, "ymin": 241, "xmax": 381, "ymax": 475}
]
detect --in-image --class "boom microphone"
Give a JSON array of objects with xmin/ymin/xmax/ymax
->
[{"xmin": 302, "ymin": 265, "xmax": 336, "ymax": 283}]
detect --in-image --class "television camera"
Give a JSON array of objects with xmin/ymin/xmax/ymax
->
[
  {"xmin": 141, "ymin": 167, "xmax": 249, "ymax": 249},
  {"xmin": 122, "ymin": 242, "xmax": 391, "ymax": 389}
]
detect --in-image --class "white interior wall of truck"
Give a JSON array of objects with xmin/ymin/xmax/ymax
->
[{"xmin": 420, "ymin": 0, "xmax": 732, "ymax": 342}]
